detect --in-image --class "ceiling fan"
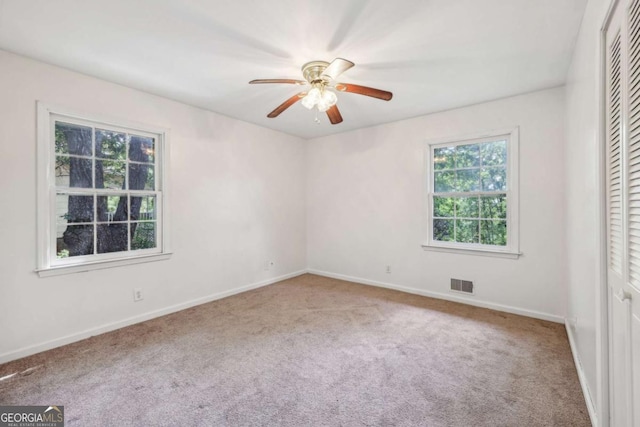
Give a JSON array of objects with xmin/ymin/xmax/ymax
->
[{"xmin": 249, "ymin": 58, "xmax": 393, "ymax": 125}]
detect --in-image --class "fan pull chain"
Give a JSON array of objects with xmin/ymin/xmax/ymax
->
[{"xmin": 314, "ymin": 111, "xmax": 320, "ymax": 124}]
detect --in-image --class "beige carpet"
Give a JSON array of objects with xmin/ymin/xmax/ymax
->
[{"xmin": 0, "ymin": 274, "xmax": 589, "ymax": 426}]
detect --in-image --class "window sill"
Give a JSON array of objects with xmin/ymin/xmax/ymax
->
[
  {"xmin": 421, "ymin": 244, "xmax": 521, "ymax": 259},
  {"xmin": 36, "ymin": 252, "xmax": 173, "ymax": 277}
]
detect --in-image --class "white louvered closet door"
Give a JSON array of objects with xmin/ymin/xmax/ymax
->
[{"xmin": 606, "ymin": 0, "xmax": 640, "ymax": 425}]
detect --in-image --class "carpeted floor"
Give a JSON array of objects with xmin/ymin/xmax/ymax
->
[{"xmin": 0, "ymin": 274, "xmax": 589, "ymax": 426}]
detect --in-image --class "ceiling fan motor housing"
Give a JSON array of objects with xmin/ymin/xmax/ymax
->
[{"xmin": 302, "ymin": 61, "xmax": 330, "ymax": 84}]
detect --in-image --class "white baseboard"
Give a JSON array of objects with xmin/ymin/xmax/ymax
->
[
  {"xmin": 0, "ymin": 268, "xmax": 567, "ymax": 364},
  {"xmin": 307, "ymin": 269, "xmax": 565, "ymax": 323},
  {"xmin": 0, "ymin": 270, "xmax": 307, "ymax": 364},
  {"xmin": 565, "ymin": 321, "xmax": 598, "ymax": 427}
]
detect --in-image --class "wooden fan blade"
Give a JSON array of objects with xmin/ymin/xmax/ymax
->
[
  {"xmin": 334, "ymin": 83, "xmax": 393, "ymax": 101},
  {"xmin": 321, "ymin": 58, "xmax": 355, "ymax": 81},
  {"xmin": 250, "ymin": 79, "xmax": 307, "ymax": 85},
  {"xmin": 326, "ymin": 105, "xmax": 343, "ymax": 125},
  {"xmin": 267, "ymin": 93, "xmax": 306, "ymax": 118}
]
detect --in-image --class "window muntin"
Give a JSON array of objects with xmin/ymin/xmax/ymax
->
[
  {"xmin": 427, "ymin": 132, "xmax": 517, "ymax": 254},
  {"xmin": 38, "ymin": 104, "xmax": 168, "ymax": 274}
]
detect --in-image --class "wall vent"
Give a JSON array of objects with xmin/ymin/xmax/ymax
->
[{"xmin": 450, "ymin": 278, "xmax": 474, "ymax": 294}]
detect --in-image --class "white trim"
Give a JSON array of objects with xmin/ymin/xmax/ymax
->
[
  {"xmin": 39, "ymin": 102, "xmax": 171, "ymax": 136},
  {"xmin": 598, "ymin": 2, "xmax": 620, "ymax": 426},
  {"xmin": 36, "ymin": 252, "xmax": 173, "ymax": 277},
  {"xmin": 423, "ymin": 127, "xmax": 520, "ymax": 255},
  {"xmin": 36, "ymin": 102, "xmax": 52, "ymax": 272},
  {"xmin": 0, "ymin": 270, "xmax": 307, "ymax": 364},
  {"xmin": 598, "ymin": 2, "xmax": 615, "ymax": 425},
  {"xmin": 307, "ymin": 269, "xmax": 564, "ymax": 323},
  {"xmin": 566, "ymin": 321, "xmax": 599, "ymax": 427},
  {"xmin": 424, "ymin": 127, "xmax": 521, "ymax": 147},
  {"xmin": 421, "ymin": 244, "xmax": 521, "ymax": 259}
]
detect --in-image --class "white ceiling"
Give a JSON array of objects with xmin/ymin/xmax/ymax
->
[{"xmin": 0, "ymin": 0, "xmax": 587, "ymax": 139}]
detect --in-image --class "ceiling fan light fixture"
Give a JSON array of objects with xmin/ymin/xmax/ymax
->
[
  {"xmin": 317, "ymin": 102, "xmax": 331, "ymax": 112},
  {"xmin": 301, "ymin": 87, "xmax": 321, "ymax": 109},
  {"xmin": 317, "ymin": 90, "xmax": 337, "ymax": 112},
  {"xmin": 303, "ymin": 87, "xmax": 338, "ymax": 112},
  {"xmin": 301, "ymin": 96, "xmax": 315, "ymax": 110}
]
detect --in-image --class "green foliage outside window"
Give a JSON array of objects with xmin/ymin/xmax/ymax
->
[{"xmin": 432, "ymin": 140, "xmax": 508, "ymax": 246}]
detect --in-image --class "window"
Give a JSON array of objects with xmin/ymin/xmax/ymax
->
[
  {"xmin": 37, "ymin": 103, "xmax": 170, "ymax": 276},
  {"xmin": 423, "ymin": 128, "xmax": 519, "ymax": 258}
]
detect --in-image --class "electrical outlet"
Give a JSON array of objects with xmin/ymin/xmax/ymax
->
[
  {"xmin": 133, "ymin": 288, "xmax": 143, "ymax": 302},
  {"xmin": 386, "ymin": 265, "xmax": 391, "ymax": 274},
  {"xmin": 269, "ymin": 260, "xmax": 275, "ymax": 270}
]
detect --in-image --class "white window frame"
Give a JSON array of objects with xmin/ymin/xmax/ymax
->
[
  {"xmin": 422, "ymin": 127, "xmax": 520, "ymax": 259},
  {"xmin": 36, "ymin": 102, "xmax": 171, "ymax": 277}
]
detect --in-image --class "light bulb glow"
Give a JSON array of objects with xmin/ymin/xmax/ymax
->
[
  {"xmin": 301, "ymin": 96, "xmax": 315, "ymax": 110},
  {"xmin": 301, "ymin": 87, "xmax": 338, "ymax": 112},
  {"xmin": 301, "ymin": 87, "xmax": 321, "ymax": 109},
  {"xmin": 317, "ymin": 100, "xmax": 330, "ymax": 112},
  {"xmin": 317, "ymin": 90, "xmax": 337, "ymax": 111},
  {"xmin": 323, "ymin": 90, "xmax": 338, "ymax": 106}
]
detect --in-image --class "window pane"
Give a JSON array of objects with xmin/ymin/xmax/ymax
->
[
  {"xmin": 131, "ymin": 222, "xmax": 156, "ymax": 250},
  {"xmin": 55, "ymin": 122, "xmax": 92, "ymax": 156},
  {"xmin": 455, "ymin": 219, "xmax": 479, "ymax": 243},
  {"xmin": 433, "ymin": 147, "xmax": 455, "ymax": 170},
  {"xmin": 56, "ymin": 225, "xmax": 94, "ymax": 258},
  {"xmin": 146, "ymin": 166, "xmax": 155, "ymax": 190},
  {"xmin": 480, "ymin": 195, "xmax": 507, "ymax": 219},
  {"xmin": 131, "ymin": 195, "xmax": 156, "ymax": 221},
  {"xmin": 481, "ymin": 140, "xmax": 507, "ymax": 166},
  {"xmin": 96, "ymin": 129, "xmax": 126, "ymax": 160},
  {"xmin": 56, "ymin": 194, "xmax": 70, "ymax": 242},
  {"xmin": 56, "ymin": 157, "xmax": 93, "ymax": 188},
  {"xmin": 455, "ymin": 197, "xmax": 479, "ymax": 218},
  {"xmin": 97, "ymin": 223, "xmax": 129, "ymax": 254},
  {"xmin": 97, "ymin": 160, "xmax": 126, "ymax": 190},
  {"xmin": 456, "ymin": 169, "xmax": 480, "ymax": 192},
  {"xmin": 55, "ymin": 156, "xmax": 70, "ymax": 187},
  {"xmin": 433, "ymin": 196, "xmax": 454, "ymax": 217},
  {"xmin": 97, "ymin": 195, "xmax": 128, "ymax": 222},
  {"xmin": 481, "ymin": 167, "xmax": 507, "ymax": 191},
  {"xmin": 129, "ymin": 164, "xmax": 154, "ymax": 191},
  {"xmin": 434, "ymin": 170, "xmax": 455, "ymax": 193},
  {"xmin": 129, "ymin": 135, "xmax": 155, "ymax": 163},
  {"xmin": 455, "ymin": 144, "xmax": 480, "ymax": 168},
  {"xmin": 433, "ymin": 219, "xmax": 454, "ymax": 241},
  {"xmin": 480, "ymin": 220, "xmax": 507, "ymax": 246},
  {"xmin": 57, "ymin": 194, "xmax": 94, "ymax": 223}
]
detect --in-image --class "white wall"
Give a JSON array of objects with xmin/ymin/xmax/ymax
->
[
  {"xmin": 0, "ymin": 50, "xmax": 307, "ymax": 362},
  {"xmin": 565, "ymin": 0, "xmax": 612, "ymax": 423},
  {"xmin": 307, "ymin": 87, "xmax": 566, "ymax": 321},
  {"xmin": 0, "ymin": 42, "xmax": 597, "ymax": 412}
]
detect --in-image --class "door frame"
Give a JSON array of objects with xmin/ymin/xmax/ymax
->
[{"xmin": 600, "ymin": 0, "xmax": 620, "ymax": 425}]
